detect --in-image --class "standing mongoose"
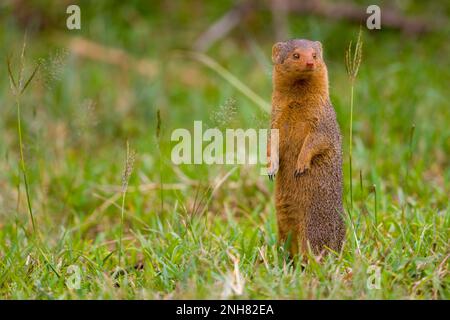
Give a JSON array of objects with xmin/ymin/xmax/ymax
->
[{"xmin": 267, "ymin": 39, "xmax": 345, "ymax": 256}]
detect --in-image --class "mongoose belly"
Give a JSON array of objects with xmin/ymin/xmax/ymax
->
[{"xmin": 275, "ymin": 129, "xmax": 345, "ymax": 254}]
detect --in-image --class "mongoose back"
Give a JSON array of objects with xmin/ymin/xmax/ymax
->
[{"xmin": 267, "ymin": 39, "xmax": 345, "ymax": 256}]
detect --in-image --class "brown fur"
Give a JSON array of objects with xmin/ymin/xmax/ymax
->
[{"xmin": 267, "ymin": 39, "xmax": 345, "ymax": 257}]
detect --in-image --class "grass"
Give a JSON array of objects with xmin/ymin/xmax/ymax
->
[
  {"xmin": 118, "ymin": 141, "xmax": 135, "ymax": 268},
  {"xmin": 0, "ymin": 2, "xmax": 449, "ymax": 299},
  {"xmin": 7, "ymin": 36, "xmax": 40, "ymax": 235},
  {"xmin": 345, "ymin": 27, "xmax": 363, "ymax": 211}
]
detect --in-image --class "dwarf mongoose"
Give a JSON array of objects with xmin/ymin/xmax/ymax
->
[{"xmin": 267, "ymin": 39, "xmax": 345, "ymax": 256}]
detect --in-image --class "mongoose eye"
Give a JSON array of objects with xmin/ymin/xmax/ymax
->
[
  {"xmin": 312, "ymin": 53, "xmax": 317, "ymax": 59},
  {"xmin": 292, "ymin": 53, "xmax": 300, "ymax": 59}
]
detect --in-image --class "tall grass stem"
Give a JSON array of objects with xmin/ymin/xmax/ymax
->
[
  {"xmin": 16, "ymin": 97, "xmax": 36, "ymax": 233},
  {"xmin": 349, "ymin": 85, "xmax": 354, "ymax": 210},
  {"xmin": 119, "ymin": 141, "xmax": 135, "ymax": 267}
]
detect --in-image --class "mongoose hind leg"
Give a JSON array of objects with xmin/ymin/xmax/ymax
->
[{"xmin": 276, "ymin": 206, "xmax": 305, "ymax": 258}]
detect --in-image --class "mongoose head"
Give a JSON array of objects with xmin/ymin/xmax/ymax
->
[{"xmin": 272, "ymin": 39, "xmax": 325, "ymax": 83}]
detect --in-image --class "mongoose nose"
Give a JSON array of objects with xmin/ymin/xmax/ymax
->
[{"xmin": 306, "ymin": 61, "xmax": 314, "ymax": 68}]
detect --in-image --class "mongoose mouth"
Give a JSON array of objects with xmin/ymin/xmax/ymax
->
[
  {"xmin": 293, "ymin": 68, "xmax": 317, "ymax": 80},
  {"xmin": 290, "ymin": 64, "xmax": 318, "ymax": 75}
]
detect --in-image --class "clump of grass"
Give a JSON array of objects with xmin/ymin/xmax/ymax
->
[
  {"xmin": 118, "ymin": 141, "xmax": 135, "ymax": 267},
  {"xmin": 345, "ymin": 28, "xmax": 363, "ymax": 212},
  {"xmin": 7, "ymin": 35, "xmax": 40, "ymax": 235},
  {"xmin": 6, "ymin": 36, "xmax": 62, "ymax": 279}
]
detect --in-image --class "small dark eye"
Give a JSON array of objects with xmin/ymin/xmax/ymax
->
[
  {"xmin": 313, "ymin": 53, "xmax": 317, "ymax": 59},
  {"xmin": 293, "ymin": 53, "xmax": 300, "ymax": 59}
]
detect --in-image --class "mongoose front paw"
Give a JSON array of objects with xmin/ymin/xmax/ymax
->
[
  {"xmin": 294, "ymin": 163, "xmax": 310, "ymax": 178},
  {"xmin": 267, "ymin": 160, "xmax": 279, "ymax": 181}
]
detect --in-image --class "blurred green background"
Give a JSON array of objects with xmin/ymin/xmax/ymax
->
[{"xmin": 0, "ymin": 0, "xmax": 448, "ymax": 299}]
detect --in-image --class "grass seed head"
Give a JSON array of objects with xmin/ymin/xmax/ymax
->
[
  {"xmin": 345, "ymin": 27, "xmax": 363, "ymax": 84},
  {"xmin": 122, "ymin": 141, "xmax": 136, "ymax": 193}
]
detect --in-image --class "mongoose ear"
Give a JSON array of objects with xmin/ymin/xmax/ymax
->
[
  {"xmin": 272, "ymin": 42, "xmax": 285, "ymax": 64},
  {"xmin": 315, "ymin": 41, "xmax": 323, "ymax": 59}
]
